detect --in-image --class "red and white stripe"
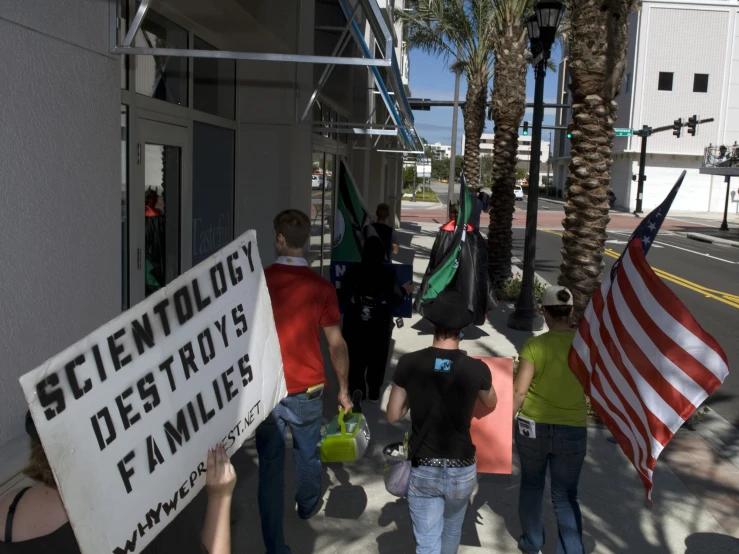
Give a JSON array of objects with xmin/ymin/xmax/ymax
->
[{"xmin": 569, "ymin": 239, "xmax": 729, "ymax": 500}]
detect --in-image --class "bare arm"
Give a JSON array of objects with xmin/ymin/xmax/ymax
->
[
  {"xmin": 386, "ymin": 384, "xmax": 409, "ymax": 424},
  {"xmin": 513, "ymin": 359, "xmax": 536, "ymax": 417},
  {"xmin": 202, "ymin": 446, "xmax": 236, "ymax": 554},
  {"xmin": 478, "ymin": 384, "xmax": 498, "ymax": 409},
  {"xmin": 323, "ymin": 325, "xmax": 353, "ymax": 412}
]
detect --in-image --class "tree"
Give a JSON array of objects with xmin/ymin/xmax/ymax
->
[
  {"xmin": 486, "ymin": 0, "xmax": 532, "ymax": 288},
  {"xmin": 480, "ymin": 155, "xmax": 494, "ymax": 187},
  {"xmin": 432, "ymin": 159, "xmax": 449, "ymax": 180},
  {"xmin": 402, "ymin": 165, "xmax": 418, "ymax": 189},
  {"xmin": 396, "ymin": 0, "xmax": 496, "ymax": 189},
  {"xmin": 559, "ymin": 0, "xmax": 638, "ymax": 318}
]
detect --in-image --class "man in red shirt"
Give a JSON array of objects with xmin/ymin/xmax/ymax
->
[{"xmin": 256, "ymin": 209, "xmax": 353, "ymax": 554}]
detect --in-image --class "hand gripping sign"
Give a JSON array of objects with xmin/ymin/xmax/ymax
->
[{"xmin": 19, "ymin": 230, "xmax": 286, "ymax": 554}]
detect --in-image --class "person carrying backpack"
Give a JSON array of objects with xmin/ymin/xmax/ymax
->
[{"xmin": 340, "ymin": 236, "xmax": 413, "ymax": 403}]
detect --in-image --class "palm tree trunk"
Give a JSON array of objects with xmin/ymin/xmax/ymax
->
[
  {"xmin": 462, "ymin": 77, "xmax": 487, "ymax": 190},
  {"xmin": 487, "ymin": 28, "xmax": 529, "ymax": 289},
  {"xmin": 559, "ymin": 0, "xmax": 637, "ymax": 319}
]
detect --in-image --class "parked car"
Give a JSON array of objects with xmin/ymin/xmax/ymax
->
[
  {"xmin": 514, "ymin": 185, "xmax": 524, "ymax": 201},
  {"xmin": 311, "ymin": 174, "xmax": 333, "ymax": 191}
]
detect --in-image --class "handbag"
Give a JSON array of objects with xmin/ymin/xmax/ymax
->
[{"xmin": 382, "ymin": 405, "xmax": 438, "ymax": 498}]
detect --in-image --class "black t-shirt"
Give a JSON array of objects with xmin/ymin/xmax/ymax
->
[{"xmin": 393, "ymin": 348, "xmax": 492, "ymax": 460}]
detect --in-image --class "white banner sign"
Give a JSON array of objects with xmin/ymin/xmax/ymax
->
[
  {"xmin": 416, "ymin": 163, "xmax": 431, "ymax": 178},
  {"xmin": 19, "ymin": 230, "xmax": 286, "ymax": 554}
]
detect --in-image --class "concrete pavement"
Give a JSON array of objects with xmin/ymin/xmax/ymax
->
[{"xmin": 224, "ymin": 221, "xmax": 738, "ymax": 553}]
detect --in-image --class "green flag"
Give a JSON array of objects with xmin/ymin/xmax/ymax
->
[
  {"xmin": 421, "ymin": 173, "xmax": 472, "ymax": 303},
  {"xmin": 332, "ymin": 158, "xmax": 370, "ymax": 262}
]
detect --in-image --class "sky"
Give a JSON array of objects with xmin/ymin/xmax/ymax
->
[{"xmin": 408, "ymin": 43, "xmax": 563, "ymax": 152}]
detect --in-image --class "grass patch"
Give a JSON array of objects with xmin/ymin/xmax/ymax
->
[
  {"xmin": 410, "ymin": 189, "xmax": 439, "ymax": 203},
  {"xmin": 494, "ymin": 274, "xmax": 547, "ymax": 302}
]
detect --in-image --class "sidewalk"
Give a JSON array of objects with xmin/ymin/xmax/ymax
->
[
  {"xmin": 3, "ymin": 221, "xmax": 736, "ymax": 552},
  {"xmin": 225, "ymin": 221, "xmax": 739, "ymax": 553}
]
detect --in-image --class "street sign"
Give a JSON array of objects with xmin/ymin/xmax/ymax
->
[{"xmin": 614, "ymin": 128, "xmax": 633, "ymax": 136}]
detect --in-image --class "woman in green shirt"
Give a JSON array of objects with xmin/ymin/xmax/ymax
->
[{"xmin": 512, "ymin": 286, "xmax": 587, "ymax": 554}]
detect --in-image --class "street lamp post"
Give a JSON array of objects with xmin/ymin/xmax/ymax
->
[{"xmin": 508, "ymin": 2, "xmax": 564, "ymax": 332}]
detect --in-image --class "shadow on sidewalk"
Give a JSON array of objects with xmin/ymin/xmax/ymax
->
[
  {"xmin": 454, "ymin": 426, "xmax": 739, "ymax": 553},
  {"xmin": 685, "ymin": 532, "xmax": 739, "ymax": 552}
]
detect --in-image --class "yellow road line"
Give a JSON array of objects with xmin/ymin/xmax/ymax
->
[{"xmin": 540, "ymin": 229, "xmax": 739, "ymax": 310}]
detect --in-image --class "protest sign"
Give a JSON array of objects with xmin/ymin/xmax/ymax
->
[
  {"xmin": 470, "ymin": 357, "xmax": 513, "ymax": 474},
  {"xmin": 19, "ymin": 230, "xmax": 286, "ymax": 554},
  {"xmin": 330, "ymin": 261, "xmax": 413, "ymax": 318}
]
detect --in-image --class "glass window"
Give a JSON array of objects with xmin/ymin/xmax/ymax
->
[
  {"xmin": 192, "ymin": 122, "xmax": 235, "ymax": 265},
  {"xmin": 121, "ymin": 106, "xmax": 129, "ymax": 310},
  {"xmin": 310, "ymin": 153, "xmax": 326, "ymax": 271},
  {"xmin": 322, "ymin": 154, "xmax": 335, "ymax": 279},
  {"xmin": 658, "ymin": 72, "xmax": 673, "ymax": 91},
  {"xmin": 339, "ymin": 114, "xmax": 348, "ymax": 144},
  {"xmin": 144, "ymin": 143, "xmax": 181, "ymax": 296},
  {"xmin": 322, "ymin": 105, "xmax": 331, "ymax": 138},
  {"xmin": 194, "ymin": 37, "xmax": 236, "ymax": 119},
  {"xmin": 135, "ymin": 9, "xmax": 188, "ymax": 106},
  {"xmin": 310, "ymin": 152, "xmax": 335, "ymax": 274},
  {"xmin": 693, "ymin": 73, "xmax": 709, "ymax": 93},
  {"xmin": 120, "ymin": 0, "xmax": 128, "ymax": 89},
  {"xmin": 625, "ymin": 72, "xmax": 632, "ymax": 94},
  {"xmin": 313, "ymin": 100, "xmax": 322, "ymax": 133}
]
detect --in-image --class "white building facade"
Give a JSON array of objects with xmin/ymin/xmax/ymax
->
[
  {"xmin": 552, "ymin": 0, "xmax": 739, "ymax": 214},
  {"xmin": 0, "ymin": 0, "xmax": 419, "ymax": 477},
  {"xmin": 463, "ymin": 133, "xmax": 550, "ymax": 163},
  {"xmin": 429, "ymin": 142, "xmax": 452, "ymax": 160}
]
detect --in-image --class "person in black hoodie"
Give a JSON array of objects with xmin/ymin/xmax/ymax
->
[
  {"xmin": 414, "ymin": 199, "xmax": 496, "ymax": 327},
  {"xmin": 340, "ymin": 236, "xmax": 413, "ymax": 403}
]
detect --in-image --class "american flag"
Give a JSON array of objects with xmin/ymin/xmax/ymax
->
[{"xmin": 569, "ymin": 171, "xmax": 730, "ymax": 501}]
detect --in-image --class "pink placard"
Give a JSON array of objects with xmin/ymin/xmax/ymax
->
[{"xmin": 470, "ymin": 357, "xmax": 513, "ymax": 474}]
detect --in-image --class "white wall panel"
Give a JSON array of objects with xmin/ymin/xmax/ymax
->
[{"xmin": 637, "ymin": 6, "xmax": 728, "ymax": 154}]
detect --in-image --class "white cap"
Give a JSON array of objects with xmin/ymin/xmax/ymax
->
[{"xmin": 542, "ymin": 286, "xmax": 573, "ymax": 307}]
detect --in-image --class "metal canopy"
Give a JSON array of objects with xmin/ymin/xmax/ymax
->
[
  {"xmin": 111, "ymin": 0, "xmax": 422, "ymax": 155},
  {"xmin": 113, "ymin": 0, "xmax": 392, "ymax": 67}
]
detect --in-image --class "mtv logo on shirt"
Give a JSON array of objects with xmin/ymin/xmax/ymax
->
[{"xmin": 434, "ymin": 358, "xmax": 452, "ymax": 372}]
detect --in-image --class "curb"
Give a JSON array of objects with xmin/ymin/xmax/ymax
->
[{"xmin": 685, "ymin": 232, "xmax": 739, "ymax": 248}]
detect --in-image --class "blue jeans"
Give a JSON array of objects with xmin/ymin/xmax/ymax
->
[
  {"xmin": 256, "ymin": 393, "xmax": 324, "ymax": 554},
  {"xmin": 515, "ymin": 421, "xmax": 587, "ymax": 554},
  {"xmin": 407, "ymin": 463, "xmax": 477, "ymax": 554}
]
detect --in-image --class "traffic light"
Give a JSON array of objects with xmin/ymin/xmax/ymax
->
[
  {"xmin": 673, "ymin": 118, "xmax": 682, "ymax": 138},
  {"xmin": 687, "ymin": 115, "xmax": 697, "ymax": 136},
  {"xmin": 522, "ymin": 121, "xmax": 529, "ymax": 136},
  {"xmin": 567, "ymin": 131, "xmax": 572, "ymax": 139}
]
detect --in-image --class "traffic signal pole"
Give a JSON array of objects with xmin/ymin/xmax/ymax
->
[
  {"xmin": 634, "ymin": 125, "xmax": 650, "ymax": 215},
  {"xmin": 632, "ymin": 116, "xmax": 714, "ymax": 215}
]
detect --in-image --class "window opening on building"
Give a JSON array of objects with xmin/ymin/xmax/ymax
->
[
  {"xmin": 135, "ymin": 8, "xmax": 188, "ymax": 106},
  {"xmin": 693, "ymin": 73, "xmax": 709, "ymax": 93},
  {"xmin": 658, "ymin": 72, "xmax": 673, "ymax": 91}
]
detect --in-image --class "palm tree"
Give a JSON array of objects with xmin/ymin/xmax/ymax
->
[
  {"xmin": 558, "ymin": 0, "xmax": 637, "ymax": 318},
  {"xmin": 396, "ymin": 0, "xmax": 496, "ymax": 190},
  {"xmin": 485, "ymin": 0, "xmax": 531, "ymax": 289}
]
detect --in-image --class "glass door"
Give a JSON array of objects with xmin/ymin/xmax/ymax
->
[{"xmin": 130, "ymin": 119, "xmax": 190, "ymax": 306}]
